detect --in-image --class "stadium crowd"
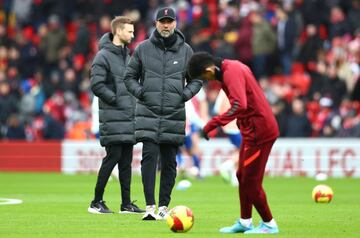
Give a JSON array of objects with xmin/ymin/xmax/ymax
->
[{"xmin": 0, "ymin": 0, "xmax": 359, "ymax": 140}]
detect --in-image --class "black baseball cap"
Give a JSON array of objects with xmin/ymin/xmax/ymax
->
[{"xmin": 156, "ymin": 7, "xmax": 176, "ymax": 21}]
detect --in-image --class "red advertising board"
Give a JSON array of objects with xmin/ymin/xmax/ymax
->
[
  {"xmin": 0, "ymin": 141, "xmax": 61, "ymax": 172},
  {"xmin": 1, "ymin": 139, "xmax": 359, "ymax": 177}
]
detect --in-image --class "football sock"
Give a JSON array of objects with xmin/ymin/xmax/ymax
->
[
  {"xmin": 264, "ymin": 219, "xmax": 277, "ymax": 228},
  {"xmin": 192, "ymin": 155, "xmax": 200, "ymax": 169},
  {"xmin": 240, "ymin": 218, "xmax": 252, "ymax": 227},
  {"xmin": 176, "ymin": 152, "xmax": 183, "ymax": 166}
]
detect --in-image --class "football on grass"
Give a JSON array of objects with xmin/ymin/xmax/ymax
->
[
  {"xmin": 312, "ymin": 184, "xmax": 334, "ymax": 203},
  {"xmin": 166, "ymin": 205, "xmax": 194, "ymax": 233}
]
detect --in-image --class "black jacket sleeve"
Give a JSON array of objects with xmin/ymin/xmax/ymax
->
[
  {"xmin": 182, "ymin": 78, "xmax": 203, "ymax": 102},
  {"xmin": 124, "ymin": 47, "xmax": 144, "ymax": 99},
  {"xmin": 90, "ymin": 52, "xmax": 116, "ymax": 105},
  {"xmin": 182, "ymin": 47, "xmax": 203, "ymax": 101}
]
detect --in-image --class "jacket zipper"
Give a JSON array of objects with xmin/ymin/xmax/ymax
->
[{"xmin": 158, "ymin": 48, "xmax": 167, "ymax": 140}]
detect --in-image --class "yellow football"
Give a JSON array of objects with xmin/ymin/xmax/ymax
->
[
  {"xmin": 166, "ymin": 205, "xmax": 194, "ymax": 233},
  {"xmin": 312, "ymin": 184, "xmax": 334, "ymax": 203}
]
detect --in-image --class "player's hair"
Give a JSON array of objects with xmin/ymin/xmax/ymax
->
[
  {"xmin": 111, "ymin": 16, "xmax": 134, "ymax": 35},
  {"xmin": 187, "ymin": 52, "xmax": 215, "ymax": 79}
]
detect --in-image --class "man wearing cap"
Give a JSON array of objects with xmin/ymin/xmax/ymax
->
[{"xmin": 124, "ymin": 7, "xmax": 202, "ymax": 220}]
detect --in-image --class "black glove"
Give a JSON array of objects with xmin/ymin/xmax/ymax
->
[{"xmin": 200, "ymin": 129, "xmax": 210, "ymax": 140}]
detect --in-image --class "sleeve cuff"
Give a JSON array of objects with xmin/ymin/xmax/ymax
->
[{"xmin": 182, "ymin": 89, "xmax": 192, "ymax": 102}]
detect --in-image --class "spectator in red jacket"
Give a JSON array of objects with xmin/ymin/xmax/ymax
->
[{"xmin": 187, "ymin": 52, "xmax": 279, "ymax": 234}]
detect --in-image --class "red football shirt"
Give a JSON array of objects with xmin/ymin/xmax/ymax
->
[{"xmin": 204, "ymin": 59, "xmax": 279, "ymax": 145}]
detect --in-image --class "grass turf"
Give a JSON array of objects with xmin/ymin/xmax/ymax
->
[{"xmin": 0, "ymin": 172, "xmax": 359, "ymax": 238}]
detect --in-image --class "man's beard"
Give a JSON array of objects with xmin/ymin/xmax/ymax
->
[
  {"xmin": 158, "ymin": 29, "xmax": 174, "ymax": 38},
  {"xmin": 120, "ymin": 39, "xmax": 130, "ymax": 45}
]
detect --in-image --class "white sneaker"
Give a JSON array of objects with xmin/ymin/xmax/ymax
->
[
  {"xmin": 157, "ymin": 206, "xmax": 169, "ymax": 220},
  {"xmin": 142, "ymin": 205, "xmax": 157, "ymax": 220}
]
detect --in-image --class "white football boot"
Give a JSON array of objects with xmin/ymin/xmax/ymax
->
[
  {"xmin": 157, "ymin": 206, "xmax": 169, "ymax": 220},
  {"xmin": 142, "ymin": 205, "xmax": 157, "ymax": 220}
]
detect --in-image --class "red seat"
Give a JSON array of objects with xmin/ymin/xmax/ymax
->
[
  {"xmin": 291, "ymin": 62, "xmax": 305, "ymax": 74},
  {"xmin": 289, "ymin": 73, "xmax": 311, "ymax": 95}
]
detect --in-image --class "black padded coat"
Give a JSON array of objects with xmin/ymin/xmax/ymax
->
[
  {"xmin": 124, "ymin": 29, "xmax": 202, "ymax": 145},
  {"xmin": 90, "ymin": 33, "xmax": 136, "ymax": 146}
]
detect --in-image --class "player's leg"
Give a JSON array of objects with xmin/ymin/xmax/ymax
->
[
  {"xmin": 88, "ymin": 145, "xmax": 121, "ymax": 214},
  {"xmin": 219, "ymin": 143, "xmax": 253, "ymax": 233},
  {"xmin": 228, "ymin": 132, "xmax": 242, "ymax": 150},
  {"xmin": 189, "ymin": 127, "xmax": 201, "ymax": 177},
  {"xmin": 237, "ymin": 143, "xmax": 253, "ymax": 222},
  {"xmin": 241, "ymin": 141, "xmax": 273, "ymax": 220},
  {"xmin": 229, "ymin": 132, "xmax": 242, "ymax": 185},
  {"xmin": 178, "ymin": 133, "xmax": 193, "ymax": 169},
  {"xmin": 241, "ymin": 140, "xmax": 279, "ymax": 234},
  {"xmin": 118, "ymin": 143, "xmax": 144, "ymax": 214},
  {"xmin": 141, "ymin": 141, "xmax": 160, "ymax": 220},
  {"xmin": 176, "ymin": 137, "xmax": 188, "ymax": 179},
  {"xmin": 176, "ymin": 148, "xmax": 184, "ymax": 167},
  {"xmin": 184, "ymin": 130, "xmax": 201, "ymax": 178}
]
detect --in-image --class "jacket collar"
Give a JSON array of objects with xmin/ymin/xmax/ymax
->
[
  {"xmin": 98, "ymin": 32, "xmax": 130, "ymax": 57},
  {"xmin": 149, "ymin": 29, "xmax": 185, "ymax": 52}
]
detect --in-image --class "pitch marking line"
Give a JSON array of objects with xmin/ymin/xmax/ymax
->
[{"xmin": 0, "ymin": 198, "xmax": 23, "ymax": 206}]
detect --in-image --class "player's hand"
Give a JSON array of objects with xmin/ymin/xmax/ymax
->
[{"xmin": 201, "ymin": 129, "xmax": 210, "ymax": 140}]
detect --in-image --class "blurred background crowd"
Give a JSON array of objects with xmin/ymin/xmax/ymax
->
[{"xmin": 0, "ymin": 0, "xmax": 359, "ymax": 141}]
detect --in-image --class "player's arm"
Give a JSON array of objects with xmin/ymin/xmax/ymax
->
[
  {"xmin": 204, "ymin": 68, "xmax": 247, "ymax": 134},
  {"xmin": 90, "ymin": 52, "xmax": 116, "ymax": 105},
  {"xmin": 124, "ymin": 46, "xmax": 143, "ymax": 99}
]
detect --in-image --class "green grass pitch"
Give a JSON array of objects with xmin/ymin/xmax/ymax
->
[{"xmin": 0, "ymin": 172, "xmax": 359, "ymax": 238}]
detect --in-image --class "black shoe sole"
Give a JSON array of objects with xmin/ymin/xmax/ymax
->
[{"xmin": 142, "ymin": 214, "xmax": 157, "ymax": 220}]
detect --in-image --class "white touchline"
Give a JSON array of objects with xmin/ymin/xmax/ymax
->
[{"xmin": 0, "ymin": 198, "xmax": 23, "ymax": 206}]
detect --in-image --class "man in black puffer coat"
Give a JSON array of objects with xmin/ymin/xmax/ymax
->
[
  {"xmin": 125, "ymin": 7, "xmax": 202, "ymax": 220},
  {"xmin": 88, "ymin": 16, "xmax": 144, "ymax": 215}
]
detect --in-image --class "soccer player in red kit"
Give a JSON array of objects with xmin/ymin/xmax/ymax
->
[{"xmin": 187, "ymin": 52, "xmax": 280, "ymax": 234}]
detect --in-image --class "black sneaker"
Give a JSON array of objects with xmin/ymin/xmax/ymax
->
[
  {"xmin": 120, "ymin": 201, "xmax": 145, "ymax": 214},
  {"xmin": 88, "ymin": 200, "xmax": 114, "ymax": 214}
]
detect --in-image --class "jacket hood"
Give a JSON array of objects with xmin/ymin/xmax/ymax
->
[
  {"xmin": 150, "ymin": 29, "xmax": 185, "ymax": 51},
  {"xmin": 98, "ymin": 32, "xmax": 129, "ymax": 55}
]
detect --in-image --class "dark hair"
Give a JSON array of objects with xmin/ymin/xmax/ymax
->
[{"xmin": 187, "ymin": 51, "xmax": 215, "ymax": 79}]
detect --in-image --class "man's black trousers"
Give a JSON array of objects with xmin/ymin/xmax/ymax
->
[
  {"xmin": 94, "ymin": 143, "xmax": 133, "ymax": 206},
  {"xmin": 141, "ymin": 141, "xmax": 178, "ymax": 207}
]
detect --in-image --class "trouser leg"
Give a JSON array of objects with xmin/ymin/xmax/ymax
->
[
  {"xmin": 141, "ymin": 141, "xmax": 159, "ymax": 205},
  {"xmin": 158, "ymin": 143, "xmax": 178, "ymax": 207},
  {"xmin": 94, "ymin": 145, "xmax": 121, "ymax": 202},
  {"xmin": 118, "ymin": 143, "xmax": 133, "ymax": 206},
  {"xmin": 237, "ymin": 140, "xmax": 275, "ymax": 222},
  {"xmin": 237, "ymin": 143, "xmax": 252, "ymax": 219}
]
